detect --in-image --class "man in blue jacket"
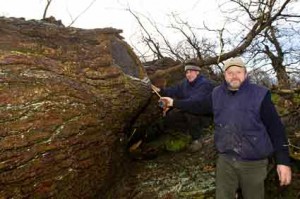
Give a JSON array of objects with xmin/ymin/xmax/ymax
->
[
  {"xmin": 163, "ymin": 57, "xmax": 292, "ymax": 198},
  {"xmin": 152, "ymin": 62, "xmax": 214, "ymax": 151}
]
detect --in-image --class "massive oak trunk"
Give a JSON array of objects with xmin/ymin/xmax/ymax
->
[{"xmin": 0, "ymin": 17, "xmax": 151, "ymax": 198}]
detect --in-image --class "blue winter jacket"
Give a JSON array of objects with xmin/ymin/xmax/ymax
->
[{"xmin": 160, "ymin": 75, "xmax": 214, "ymax": 115}]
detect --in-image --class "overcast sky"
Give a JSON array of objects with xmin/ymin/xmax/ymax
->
[{"xmin": 0, "ymin": 0, "xmax": 223, "ymax": 43}]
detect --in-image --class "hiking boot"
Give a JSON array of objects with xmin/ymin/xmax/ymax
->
[{"xmin": 188, "ymin": 139, "xmax": 202, "ymax": 152}]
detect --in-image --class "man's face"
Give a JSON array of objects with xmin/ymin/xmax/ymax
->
[
  {"xmin": 185, "ymin": 70, "xmax": 199, "ymax": 82},
  {"xmin": 224, "ymin": 66, "xmax": 247, "ymax": 90}
]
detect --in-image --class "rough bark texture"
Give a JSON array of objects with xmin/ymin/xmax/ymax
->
[{"xmin": 0, "ymin": 17, "xmax": 151, "ymax": 198}]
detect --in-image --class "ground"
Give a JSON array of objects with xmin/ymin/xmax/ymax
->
[
  {"xmin": 109, "ymin": 135, "xmax": 217, "ymax": 199},
  {"xmin": 108, "ymin": 131, "xmax": 300, "ymax": 199}
]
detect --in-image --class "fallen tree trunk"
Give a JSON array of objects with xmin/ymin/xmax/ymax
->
[{"xmin": 0, "ymin": 17, "xmax": 150, "ymax": 198}]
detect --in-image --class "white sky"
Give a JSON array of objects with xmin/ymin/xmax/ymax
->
[{"xmin": 0, "ymin": 0, "xmax": 223, "ymax": 43}]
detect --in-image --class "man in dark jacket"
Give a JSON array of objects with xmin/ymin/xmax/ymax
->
[
  {"xmin": 163, "ymin": 57, "xmax": 292, "ymax": 198},
  {"xmin": 152, "ymin": 63, "xmax": 214, "ymax": 152}
]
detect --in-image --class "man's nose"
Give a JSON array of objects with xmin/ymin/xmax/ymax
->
[{"xmin": 231, "ymin": 73, "xmax": 238, "ymax": 78}]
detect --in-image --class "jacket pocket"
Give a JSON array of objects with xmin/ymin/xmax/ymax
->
[
  {"xmin": 214, "ymin": 125, "xmax": 273, "ymax": 160},
  {"xmin": 240, "ymin": 130, "xmax": 273, "ymax": 160},
  {"xmin": 214, "ymin": 124, "xmax": 242, "ymax": 154}
]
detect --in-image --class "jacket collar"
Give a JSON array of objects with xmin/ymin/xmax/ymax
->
[{"xmin": 187, "ymin": 75, "xmax": 205, "ymax": 86}]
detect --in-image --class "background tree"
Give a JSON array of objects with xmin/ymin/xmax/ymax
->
[
  {"xmin": 129, "ymin": 0, "xmax": 300, "ymax": 88},
  {"xmin": 245, "ymin": 13, "xmax": 300, "ymax": 89}
]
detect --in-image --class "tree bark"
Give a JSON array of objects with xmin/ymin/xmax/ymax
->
[
  {"xmin": 264, "ymin": 26, "xmax": 291, "ymax": 89},
  {"xmin": 0, "ymin": 17, "xmax": 150, "ymax": 198}
]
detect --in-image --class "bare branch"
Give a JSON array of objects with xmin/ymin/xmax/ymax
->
[
  {"xmin": 67, "ymin": 0, "xmax": 97, "ymax": 27},
  {"xmin": 127, "ymin": 7, "xmax": 164, "ymax": 59},
  {"xmin": 42, "ymin": 0, "xmax": 52, "ymax": 19},
  {"xmin": 144, "ymin": 14, "xmax": 184, "ymax": 61},
  {"xmin": 170, "ymin": 14, "xmax": 203, "ymax": 60}
]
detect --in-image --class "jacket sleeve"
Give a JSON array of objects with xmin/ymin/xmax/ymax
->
[
  {"xmin": 173, "ymin": 82, "xmax": 214, "ymax": 115},
  {"xmin": 159, "ymin": 83, "xmax": 183, "ymax": 98},
  {"xmin": 260, "ymin": 91, "xmax": 291, "ymax": 166}
]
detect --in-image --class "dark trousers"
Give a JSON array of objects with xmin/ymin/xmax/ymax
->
[
  {"xmin": 163, "ymin": 109, "xmax": 211, "ymax": 140},
  {"xmin": 216, "ymin": 155, "xmax": 268, "ymax": 199}
]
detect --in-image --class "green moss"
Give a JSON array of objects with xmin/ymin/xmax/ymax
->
[
  {"xmin": 271, "ymin": 92, "xmax": 289, "ymax": 116},
  {"xmin": 164, "ymin": 133, "xmax": 191, "ymax": 152},
  {"xmin": 271, "ymin": 93, "xmax": 280, "ymax": 105},
  {"xmin": 292, "ymin": 93, "xmax": 300, "ymax": 105}
]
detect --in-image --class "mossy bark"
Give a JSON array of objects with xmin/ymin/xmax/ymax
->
[{"xmin": 0, "ymin": 17, "xmax": 150, "ymax": 198}]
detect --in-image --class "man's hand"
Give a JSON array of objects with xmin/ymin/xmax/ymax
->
[
  {"xmin": 277, "ymin": 164, "xmax": 292, "ymax": 186},
  {"xmin": 160, "ymin": 97, "xmax": 173, "ymax": 107},
  {"xmin": 159, "ymin": 97, "xmax": 173, "ymax": 117},
  {"xmin": 151, "ymin": 84, "xmax": 161, "ymax": 93}
]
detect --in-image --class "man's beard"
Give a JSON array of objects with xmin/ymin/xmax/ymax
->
[{"xmin": 228, "ymin": 80, "xmax": 241, "ymax": 90}]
